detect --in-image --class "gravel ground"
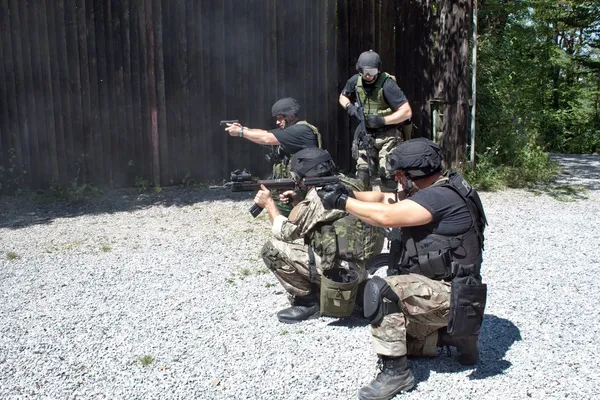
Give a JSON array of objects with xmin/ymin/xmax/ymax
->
[{"xmin": 1, "ymin": 154, "xmax": 599, "ymax": 400}]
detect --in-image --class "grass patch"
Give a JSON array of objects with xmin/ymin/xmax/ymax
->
[
  {"xmin": 255, "ymin": 267, "xmax": 269, "ymax": 275},
  {"xmin": 465, "ymin": 144, "xmax": 560, "ymax": 191},
  {"xmin": 6, "ymin": 251, "xmax": 19, "ymax": 260},
  {"xmin": 138, "ymin": 355, "xmax": 155, "ymax": 366},
  {"xmin": 101, "ymin": 244, "xmax": 113, "ymax": 252},
  {"xmin": 265, "ymin": 282, "xmax": 274, "ymax": 288},
  {"xmin": 45, "ymin": 240, "xmax": 84, "ymax": 254},
  {"xmin": 280, "ymin": 329, "xmax": 289, "ymax": 335}
]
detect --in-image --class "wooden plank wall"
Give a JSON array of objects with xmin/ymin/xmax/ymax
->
[{"xmin": 0, "ymin": 0, "xmax": 469, "ymax": 190}]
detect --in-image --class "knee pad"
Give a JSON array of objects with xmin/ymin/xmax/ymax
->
[
  {"xmin": 260, "ymin": 241, "xmax": 280, "ymax": 271},
  {"xmin": 363, "ymin": 276, "xmax": 401, "ymax": 325}
]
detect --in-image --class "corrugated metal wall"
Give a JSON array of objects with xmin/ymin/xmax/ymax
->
[{"xmin": 0, "ymin": 0, "xmax": 470, "ymax": 190}]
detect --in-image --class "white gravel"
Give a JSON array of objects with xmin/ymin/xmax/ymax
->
[{"xmin": 1, "ymin": 154, "xmax": 599, "ymax": 400}]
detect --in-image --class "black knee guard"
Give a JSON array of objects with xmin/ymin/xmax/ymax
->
[{"xmin": 363, "ymin": 276, "xmax": 401, "ymax": 325}]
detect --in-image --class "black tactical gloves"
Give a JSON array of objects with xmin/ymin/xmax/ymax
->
[
  {"xmin": 318, "ymin": 183, "xmax": 355, "ymax": 210},
  {"xmin": 366, "ymin": 115, "xmax": 386, "ymax": 128},
  {"xmin": 346, "ymin": 104, "xmax": 359, "ymax": 119}
]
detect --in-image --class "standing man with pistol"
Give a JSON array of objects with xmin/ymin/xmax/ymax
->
[
  {"xmin": 224, "ymin": 97, "xmax": 321, "ymax": 216},
  {"xmin": 339, "ymin": 50, "xmax": 413, "ymax": 191}
]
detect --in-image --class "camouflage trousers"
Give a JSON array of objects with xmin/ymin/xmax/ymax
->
[
  {"xmin": 371, "ymin": 273, "xmax": 451, "ymax": 357},
  {"xmin": 356, "ymin": 126, "xmax": 408, "ymax": 178},
  {"xmin": 260, "ymin": 238, "xmax": 367, "ymax": 298}
]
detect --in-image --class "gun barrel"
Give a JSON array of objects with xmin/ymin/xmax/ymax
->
[
  {"xmin": 220, "ymin": 119, "xmax": 240, "ymax": 127},
  {"xmin": 303, "ymin": 176, "xmax": 340, "ymax": 187},
  {"xmin": 230, "ymin": 178, "xmax": 296, "ymax": 193}
]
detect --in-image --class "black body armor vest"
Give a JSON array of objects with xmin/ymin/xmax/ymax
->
[{"xmin": 400, "ymin": 172, "xmax": 487, "ymax": 281}]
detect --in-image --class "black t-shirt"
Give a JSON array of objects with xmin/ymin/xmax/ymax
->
[
  {"xmin": 269, "ymin": 123, "xmax": 319, "ymax": 154},
  {"xmin": 407, "ymin": 185, "xmax": 473, "ymax": 237},
  {"xmin": 341, "ymin": 73, "xmax": 408, "ymax": 110}
]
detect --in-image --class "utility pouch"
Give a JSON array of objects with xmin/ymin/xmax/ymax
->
[
  {"xmin": 320, "ymin": 268, "xmax": 359, "ymax": 318},
  {"xmin": 447, "ymin": 263, "xmax": 487, "ymax": 337},
  {"xmin": 415, "ymin": 248, "xmax": 452, "ymax": 281}
]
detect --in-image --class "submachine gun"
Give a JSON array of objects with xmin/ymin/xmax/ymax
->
[{"xmin": 210, "ymin": 169, "xmax": 339, "ymax": 218}]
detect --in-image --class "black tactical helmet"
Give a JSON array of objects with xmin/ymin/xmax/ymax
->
[
  {"xmin": 271, "ymin": 97, "xmax": 300, "ymax": 117},
  {"xmin": 289, "ymin": 148, "xmax": 336, "ymax": 181},
  {"xmin": 356, "ymin": 50, "xmax": 383, "ymax": 71},
  {"xmin": 386, "ymin": 138, "xmax": 443, "ymax": 178}
]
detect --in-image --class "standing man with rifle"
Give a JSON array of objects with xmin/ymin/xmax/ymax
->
[
  {"xmin": 224, "ymin": 97, "xmax": 321, "ymax": 216},
  {"xmin": 339, "ymin": 50, "xmax": 413, "ymax": 191}
]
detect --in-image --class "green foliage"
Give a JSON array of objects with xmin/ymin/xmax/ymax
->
[
  {"xmin": 138, "ymin": 355, "xmax": 155, "ymax": 366},
  {"xmin": 134, "ymin": 177, "xmax": 161, "ymax": 193},
  {"xmin": 466, "ymin": 139, "xmax": 560, "ymax": 190},
  {"xmin": 6, "ymin": 251, "xmax": 19, "ymax": 260},
  {"xmin": 180, "ymin": 172, "xmax": 198, "ymax": 189},
  {"xmin": 477, "ymin": 0, "xmax": 600, "ymax": 163}
]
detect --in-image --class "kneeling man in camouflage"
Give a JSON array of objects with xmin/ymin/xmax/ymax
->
[{"xmin": 254, "ymin": 148, "xmax": 383, "ymax": 324}]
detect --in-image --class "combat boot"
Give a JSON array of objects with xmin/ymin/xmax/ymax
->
[
  {"xmin": 358, "ymin": 356, "xmax": 415, "ymax": 400},
  {"xmin": 276, "ymin": 295, "xmax": 320, "ymax": 324},
  {"xmin": 437, "ymin": 328, "xmax": 479, "ymax": 365}
]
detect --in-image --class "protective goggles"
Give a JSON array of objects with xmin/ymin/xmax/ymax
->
[{"xmin": 359, "ymin": 68, "xmax": 379, "ymax": 78}]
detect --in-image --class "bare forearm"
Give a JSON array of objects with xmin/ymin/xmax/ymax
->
[
  {"xmin": 344, "ymin": 198, "xmax": 397, "ymax": 227},
  {"xmin": 339, "ymin": 94, "xmax": 352, "ymax": 109},
  {"xmin": 353, "ymin": 191, "xmax": 396, "ymax": 203},
  {"xmin": 264, "ymin": 198, "xmax": 281, "ymax": 223},
  {"xmin": 383, "ymin": 102, "xmax": 412, "ymax": 126},
  {"xmin": 242, "ymin": 128, "xmax": 279, "ymax": 145}
]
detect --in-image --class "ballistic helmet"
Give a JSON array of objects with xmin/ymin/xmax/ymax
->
[
  {"xmin": 386, "ymin": 138, "xmax": 443, "ymax": 178},
  {"xmin": 356, "ymin": 50, "xmax": 383, "ymax": 72},
  {"xmin": 271, "ymin": 97, "xmax": 300, "ymax": 117},
  {"xmin": 289, "ymin": 148, "xmax": 336, "ymax": 181}
]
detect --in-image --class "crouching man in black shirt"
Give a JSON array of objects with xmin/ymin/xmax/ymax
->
[{"xmin": 317, "ymin": 138, "xmax": 488, "ymax": 400}]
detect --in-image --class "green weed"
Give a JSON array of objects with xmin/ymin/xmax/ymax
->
[{"xmin": 138, "ymin": 355, "xmax": 155, "ymax": 366}]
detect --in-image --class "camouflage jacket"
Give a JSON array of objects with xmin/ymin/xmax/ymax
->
[{"xmin": 272, "ymin": 188, "xmax": 345, "ymax": 242}]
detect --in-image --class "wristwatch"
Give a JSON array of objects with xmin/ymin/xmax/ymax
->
[{"xmin": 238, "ymin": 127, "xmax": 244, "ymax": 138}]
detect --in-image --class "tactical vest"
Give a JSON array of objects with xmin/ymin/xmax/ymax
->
[
  {"xmin": 400, "ymin": 172, "xmax": 487, "ymax": 281},
  {"xmin": 296, "ymin": 120, "xmax": 323, "ymax": 149},
  {"xmin": 272, "ymin": 120, "xmax": 322, "ymax": 179},
  {"xmin": 307, "ymin": 176, "xmax": 384, "ymax": 270},
  {"xmin": 356, "ymin": 72, "xmax": 396, "ymax": 118}
]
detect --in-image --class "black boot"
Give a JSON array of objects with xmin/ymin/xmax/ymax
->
[
  {"xmin": 358, "ymin": 356, "xmax": 415, "ymax": 400},
  {"xmin": 277, "ymin": 296, "xmax": 320, "ymax": 324},
  {"xmin": 437, "ymin": 329, "xmax": 479, "ymax": 365}
]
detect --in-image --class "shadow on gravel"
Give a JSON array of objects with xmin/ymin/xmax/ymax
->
[
  {"xmin": 548, "ymin": 154, "xmax": 600, "ymax": 191},
  {"xmin": 411, "ymin": 314, "xmax": 521, "ymax": 385},
  {"xmin": 0, "ymin": 187, "xmax": 255, "ymax": 230}
]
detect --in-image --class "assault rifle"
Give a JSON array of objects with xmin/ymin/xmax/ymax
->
[
  {"xmin": 351, "ymin": 95, "xmax": 374, "ymax": 161},
  {"xmin": 209, "ymin": 169, "xmax": 339, "ymax": 217}
]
